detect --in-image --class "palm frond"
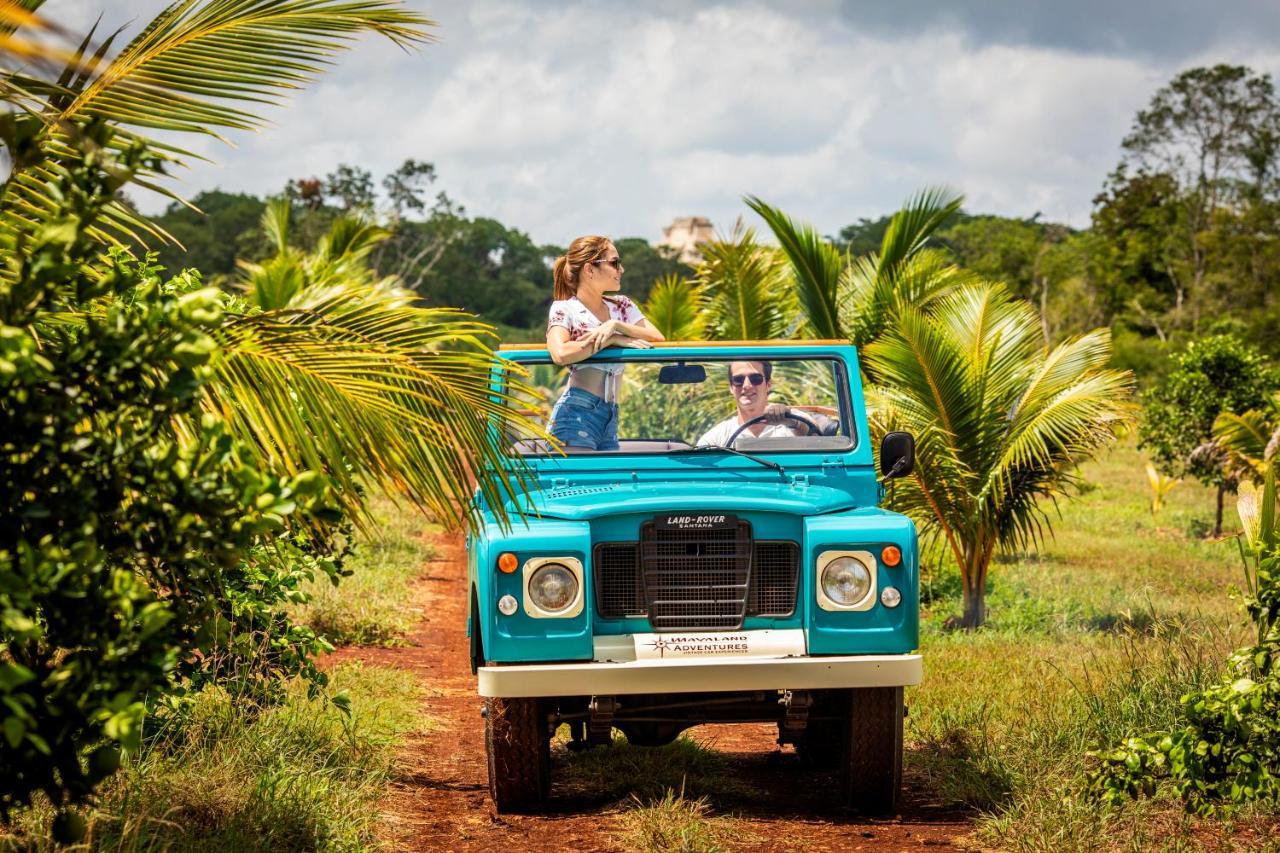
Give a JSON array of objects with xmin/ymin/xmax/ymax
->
[
  {"xmin": 1214, "ymin": 409, "xmax": 1277, "ymax": 482},
  {"xmin": 643, "ymin": 273, "xmax": 707, "ymax": 341},
  {"xmin": 877, "ymin": 185, "xmax": 963, "ymax": 275},
  {"xmin": 745, "ymin": 195, "xmax": 843, "ymax": 339},
  {"xmin": 261, "ymin": 195, "xmax": 291, "ymax": 254},
  {"xmin": 208, "ymin": 284, "xmax": 543, "ymax": 530},
  {"xmin": 3, "ymin": 1, "xmax": 433, "ymax": 249}
]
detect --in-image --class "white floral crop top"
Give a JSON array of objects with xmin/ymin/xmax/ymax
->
[{"xmin": 546, "ymin": 295, "xmax": 648, "ymax": 377}]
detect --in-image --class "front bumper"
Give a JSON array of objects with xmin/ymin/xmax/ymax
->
[{"xmin": 477, "ymin": 653, "xmax": 922, "ymax": 698}]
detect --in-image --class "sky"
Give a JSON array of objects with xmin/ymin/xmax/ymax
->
[{"xmin": 40, "ymin": 0, "xmax": 1280, "ymax": 246}]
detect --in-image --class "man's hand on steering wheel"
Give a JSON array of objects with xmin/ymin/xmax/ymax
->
[{"xmin": 725, "ymin": 407, "xmax": 822, "ymax": 446}]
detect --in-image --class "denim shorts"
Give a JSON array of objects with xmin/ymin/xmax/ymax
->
[{"xmin": 549, "ymin": 387, "xmax": 619, "ymax": 451}]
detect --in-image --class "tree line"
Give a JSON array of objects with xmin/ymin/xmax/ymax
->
[{"xmin": 151, "ymin": 64, "xmax": 1280, "ymax": 372}]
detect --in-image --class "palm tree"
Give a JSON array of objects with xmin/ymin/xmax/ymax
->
[
  {"xmin": 865, "ymin": 283, "xmax": 1134, "ymax": 628},
  {"xmin": 696, "ymin": 226, "xmax": 795, "ymax": 340},
  {"xmin": 747, "ymin": 188, "xmax": 968, "ymax": 356},
  {"xmin": 2, "ymin": 3, "xmax": 541, "ymax": 529}
]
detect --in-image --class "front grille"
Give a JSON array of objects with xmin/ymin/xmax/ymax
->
[
  {"xmin": 596, "ymin": 542, "xmax": 644, "ymax": 618},
  {"xmin": 640, "ymin": 520, "xmax": 753, "ymax": 631},
  {"xmin": 594, "ymin": 531, "xmax": 800, "ymax": 629}
]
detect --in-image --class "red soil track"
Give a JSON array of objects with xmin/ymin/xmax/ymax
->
[{"xmin": 329, "ymin": 533, "xmax": 972, "ymax": 851}]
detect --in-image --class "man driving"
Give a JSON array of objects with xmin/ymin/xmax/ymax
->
[{"xmin": 696, "ymin": 360, "xmax": 835, "ymax": 447}]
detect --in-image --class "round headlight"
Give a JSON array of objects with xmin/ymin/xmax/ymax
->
[
  {"xmin": 528, "ymin": 563, "xmax": 578, "ymax": 613},
  {"xmin": 821, "ymin": 556, "xmax": 872, "ymax": 606}
]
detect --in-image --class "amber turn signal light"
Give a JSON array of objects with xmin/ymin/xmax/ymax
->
[
  {"xmin": 497, "ymin": 552, "xmax": 519, "ymax": 573},
  {"xmin": 881, "ymin": 546, "xmax": 902, "ymax": 567}
]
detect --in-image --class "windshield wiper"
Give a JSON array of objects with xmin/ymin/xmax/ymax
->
[{"xmin": 671, "ymin": 445, "xmax": 786, "ymax": 476}]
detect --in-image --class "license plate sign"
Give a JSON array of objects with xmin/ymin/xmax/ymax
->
[{"xmin": 632, "ymin": 629, "xmax": 805, "ymax": 660}]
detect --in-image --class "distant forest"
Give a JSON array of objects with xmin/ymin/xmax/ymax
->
[{"xmin": 149, "ymin": 64, "xmax": 1280, "ymax": 381}]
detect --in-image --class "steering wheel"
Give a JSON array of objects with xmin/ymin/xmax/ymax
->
[{"xmin": 725, "ymin": 409, "xmax": 822, "ymax": 447}]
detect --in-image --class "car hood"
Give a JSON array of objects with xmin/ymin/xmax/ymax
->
[{"xmin": 515, "ymin": 480, "xmax": 859, "ymax": 520}]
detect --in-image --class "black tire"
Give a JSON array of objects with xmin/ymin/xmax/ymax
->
[
  {"xmin": 840, "ymin": 687, "xmax": 903, "ymax": 815},
  {"xmin": 485, "ymin": 697, "xmax": 550, "ymax": 813}
]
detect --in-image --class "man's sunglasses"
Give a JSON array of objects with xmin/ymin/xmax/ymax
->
[
  {"xmin": 591, "ymin": 258, "xmax": 624, "ymax": 271},
  {"xmin": 730, "ymin": 373, "xmax": 767, "ymax": 387}
]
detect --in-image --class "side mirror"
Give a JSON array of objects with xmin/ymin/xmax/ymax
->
[
  {"xmin": 658, "ymin": 362, "xmax": 707, "ymax": 384},
  {"xmin": 880, "ymin": 431, "xmax": 915, "ymax": 480}
]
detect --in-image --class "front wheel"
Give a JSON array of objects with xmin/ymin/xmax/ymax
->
[
  {"xmin": 484, "ymin": 697, "xmax": 550, "ymax": 812},
  {"xmin": 840, "ymin": 686, "xmax": 903, "ymax": 815}
]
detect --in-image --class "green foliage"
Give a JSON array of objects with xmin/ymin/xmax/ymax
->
[
  {"xmin": 1138, "ymin": 334, "xmax": 1272, "ymax": 492},
  {"xmin": 1214, "ymin": 394, "xmax": 1280, "ymax": 484},
  {"xmin": 152, "ymin": 191, "xmax": 269, "ymax": 281},
  {"xmin": 840, "ymin": 188, "xmax": 968, "ymax": 354},
  {"xmin": 0, "ymin": 140, "xmax": 342, "ymax": 815},
  {"xmin": 1091, "ymin": 469, "xmax": 1280, "ymax": 814},
  {"xmin": 611, "ymin": 237, "xmax": 694, "ymax": 307},
  {"xmin": 642, "ymin": 274, "xmax": 708, "ymax": 341},
  {"xmin": 2, "ymin": 664, "xmax": 426, "ymax": 851},
  {"xmin": 695, "ymin": 228, "xmax": 793, "ymax": 340}
]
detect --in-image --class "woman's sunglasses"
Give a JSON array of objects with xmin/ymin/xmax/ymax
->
[
  {"xmin": 591, "ymin": 258, "xmax": 624, "ymax": 271},
  {"xmin": 730, "ymin": 373, "xmax": 767, "ymax": 387}
]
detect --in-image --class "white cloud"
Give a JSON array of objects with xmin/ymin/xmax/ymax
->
[{"xmin": 37, "ymin": 0, "xmax": 1280, "ymax": 244}]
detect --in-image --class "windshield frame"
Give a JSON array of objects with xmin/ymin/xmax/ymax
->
[{"xmin": 496, "ymin": 344, "xmax": 865, "ymax": 460}]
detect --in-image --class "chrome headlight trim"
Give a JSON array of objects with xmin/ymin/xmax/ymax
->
[
  {"xmin": 522, "ymin": 556, "xmax": 585, "ymax": 619},
  {"xmin": 816, "ymin": 550, "xmax": 878, "ymax": 612}
]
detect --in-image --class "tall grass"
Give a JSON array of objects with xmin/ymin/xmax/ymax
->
[
  {"xmin": 295, "ymin": 496, "xmax": 438, "ymax": 646},
  {"xmin": 0, "ymin": 664, "xmax": 424, "ymax": 851}
]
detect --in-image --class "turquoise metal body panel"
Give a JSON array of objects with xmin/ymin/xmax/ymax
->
[{"xmin": 466, "ymin": 342, "xmax": 919, "ymax": 668}]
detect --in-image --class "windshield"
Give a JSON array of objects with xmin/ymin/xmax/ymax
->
[{"xmin": 506, "ymin": 356, "xmax": 854, "ymax": 455}]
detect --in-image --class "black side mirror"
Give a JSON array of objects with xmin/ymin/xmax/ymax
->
[
  {"xmin": 880, "ymin": 431, "xmax": 915, "ymax": 480},
  {"xmin": 658, "ymin": 362, "xmax": 706, "ymax": 384}
]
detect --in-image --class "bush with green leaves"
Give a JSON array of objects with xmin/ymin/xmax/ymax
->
[
  {"xmin": 1139, "ymin": 334, "xmax": 1272, "ymax": 534},
  {"xmin": 1091, "ymin": 469, "xmax": 1280, "ymax": 814},
  {"xmin": 0, "ymin": 139, "xmax": 343, "ymax": 819}
]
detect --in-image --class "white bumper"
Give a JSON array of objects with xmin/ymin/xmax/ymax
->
[{"xmin": 477, "ymin": 653, "xmax": 922, "ymax": 698}]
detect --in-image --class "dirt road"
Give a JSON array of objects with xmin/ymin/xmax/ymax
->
[{"xmin": 330, "ymin": 534, "xmax": 973, "ymax": 851}]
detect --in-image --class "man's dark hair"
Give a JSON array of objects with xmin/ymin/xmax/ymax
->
[{"xmin": 726, "ymin": 360, "xmax": 772, "ymax": 383}]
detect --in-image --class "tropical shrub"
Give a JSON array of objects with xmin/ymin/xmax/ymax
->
[
  {"xmin": 1092, "ymin": 469, "xmax": 1280, "ymax": 814},
  {"xmin": 1139, "ymin": 334, "xmax": 1273, "ymax": 535},
  {"xmin": 0, "ymin": 141, "xmax": 340, "ymax": 818}
]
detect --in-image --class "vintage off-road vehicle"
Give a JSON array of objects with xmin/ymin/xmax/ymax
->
[{"xmin": 468, "ymin": 341, "xmax": 919, "ymax": 814}]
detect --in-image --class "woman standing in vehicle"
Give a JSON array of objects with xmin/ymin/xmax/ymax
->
[{"xmin": 545, "ymin": 235, "xmax": 664, "ymax": 450}]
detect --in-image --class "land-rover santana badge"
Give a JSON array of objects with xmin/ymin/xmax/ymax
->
[{"xmin": 655, "ymin": 513, "xmax": 737, "ymax": 530}]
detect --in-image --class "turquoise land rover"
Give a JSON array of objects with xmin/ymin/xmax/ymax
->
[{"xmin": 467, "ymin": 341, "xmax": 919, "ymax": 814}]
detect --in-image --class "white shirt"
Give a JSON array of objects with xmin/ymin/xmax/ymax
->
[
  {"xmin": 696, "ymin": 417, "xmax": 799, "ymax": 447},
  {"xmin": 546, "ymin": 295, "xmax": 647, "ymax": 377}
]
